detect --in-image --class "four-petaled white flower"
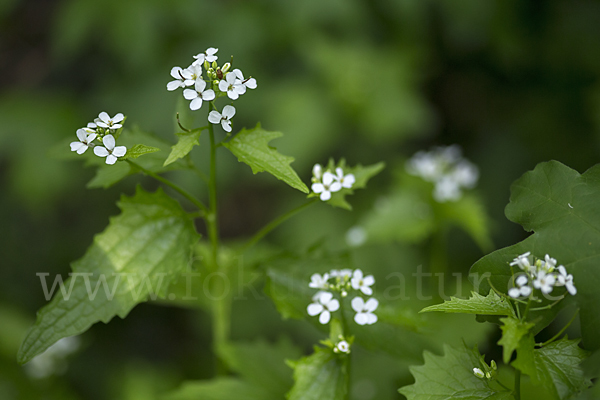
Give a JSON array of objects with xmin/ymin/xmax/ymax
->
[
  {"xmin": 96, "ymin": 112, "xmax": 124, "ymax": 130},
  {"xmin": 335, "ymin": 167, "xmax": 355, "ymax": 189},
  {"xmin": 473, "ymin": 368, "xmax": 485, "ymax": 379},
  {"xmin": 167, "ymin": 66, "xmax": 195, "ymax": 91},
  {"xmin": 233, "ymin": 68, "xmax": 257, "ymax": 90},
  {"xmin": 93, "ymin": 134, "xmax": 127, "ymax": 165},
  {"xmin": 508, "ymin": 275, "xmax": 532, "ymax": 298},
  {"xmin": 312, "ymin": 172, "xmax": 342, "ymax": 201},
  {"xmin": 351, "ymin": 269, "xmax": 375, "ymax": 295},
  {"xmin": 533, "ymin": 270, "xmax": 556, "ymax": 294},
  {"xmin": 307, "ymin": 292, "xmax": 340, "ymax": 324},
  {"xmin": 334, "ymin": 340, "xmax": 350, "ymax": 354},
  {"xmin": 556, "ymin": 265, "xmax": 577, "ymax": 295},
  {"xmin": 351, "ymin": 297, "xmax": 378, "ymax": 325},
  {"xmin": 70, "ymin": 129, "xmax": 97, "ymax": 154},
  {"xmin": 183, "ymin": 80, "xmax": 216, "ymax": 110},
  {"xmin": 308, "ymin": 273, "xmax": 330, "ymax": 290},
  {"xmin": 193, "ymin": 47, "xmax": 218, "ymax": 64},
  {"xmin": 218, "ymin": 72, "xmax": 246, "ymax": 100},
  {"xmin": 208, "ymin": 105, "xmax": 236, "ymax": 132}
]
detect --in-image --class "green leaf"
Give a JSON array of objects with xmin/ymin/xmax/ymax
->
[
  {"xmin": 217, "ymin": 338, "xmax": 302, "ymax": 398},
  {"xmin": 313, "ymin": 159, "xmax": 385, "ymax": 210},
  {"xmin": 420, "ymin": 290, "xmax": 514, "ymax": 316},
  {"xmin": 399, "ymin": 342, "xmax": 512, "ymax": 399},
  {"xmin": 286, "ymin": 346, "xmax": 349, "ymax": 400},
  {"xmin": 87, "ymin": 126, "xmax": 186, "ymax": 188},
  {"xmin": 498, "ymin": 317, "xmax": 534, "ymax": 364},
  {"xmin": 471, "ymin": 161, "xmax": 600, "ymax": 345},
  {"xmin": 161, "ymin": 378, "xmax": 274, "ymax": 400},
  {"xmin": 17, "ymin": 187, "xmax": 200, "ymax": 364},
  {"xmin": 163, "ymin": 130, "xmax": 202, "ymax": 167},
  {"xmin": 123, "ymin": 144, "xmax": 160, "ymax": 160},
  {"xmin": 513, "ymin": 337, "xmax": 591, "ymax": 399},
  {"xmin": 223, "ymin": 123, "xmax": 308, "ymax": 193}
]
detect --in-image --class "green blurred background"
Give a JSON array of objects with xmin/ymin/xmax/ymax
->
[{"xmin": 2, "ymin": 0, "xmax": 600, "ymax": 399}]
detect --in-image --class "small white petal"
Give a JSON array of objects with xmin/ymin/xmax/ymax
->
[
  {"xmin": 222, "ymin": 105, "xmax": 236, "ymax": 119},
  {"xmin": 354, "ymin": 313, "xmax": 368, "ymax": 325},
  {"xmin": 319, "ymin": 292, "xmax": 333, "ymax": 304},
  {"xmin": 170, "ymin": 66, "xmax": 182, "ymax": 79},
  {"xmin": 70, "ymin": 142, "xmax": 84, "ymax": 152},
  {"xmin": 520, "ymin": 286, "xmax": 532, "ymax": 297},
  {"xmin": 327, "ymin": 299, "xmax": 340, "ymax": 312},
  {"xmin": 111, "ymin": 123, "xmax": 123, "ymax": 130},
  {"xmin": 202, "ymin": 89, "xmax": 216, "ymax": 101},
  {"xmin": 226, "ymin": 90, "xmax": 239, "ymax": 100},
  {"xmin": 312, "ymin": 183, "xmax": 325, "ymax": 194},
  {"xmin": 194, "ymin": 80, "xmax": 207, "ymax": 92},
  {"xmin": 190, "ymin": 98, "xmax": 203, "ymax": 110},
  {"xmin": 307, "ymin": 303, "xmax": 323, "ymax": 316},
  {"xmin": 329, "ymin": 182, "xmax": 342, "ymax": 192},
  {"xmin": 102, "ymin": 135, "xmax": 116, "ymax": 150},
  {"xmin": 353, "ymin": 269, "xmax": 364, "ymax": 280},
  {"xmin": 113, "ymin": 113, "xmax": 124, "ymax": 123},
  {"xmin": 112, "ymin": 146, "xmax": 127, "ymax": 157},
  {"xmin": 508, "ymin": 288, "xmax": 521, "ymax": 298},
  {"xmin": 323, "ymin": 172, "xmax": 335, "ymax": 186},
  {"xmin": 218, "ymin": 80, "xmax": 229, "ymax": 92},
  {"xmin": 319, "ymin": 310, "xmax": 331, "ymax": 324},
  {"xmin": 76, "ymin": 129, "xmax": 88, "ymax": 141},
  {"xmin": 567, "ymin": 283, "xmax": 577, "ymax": 295},
  {"xmin": 167, "ymin": 79, "xmax": 183, "ymax": 89},
  {"xmin": 366, "ymin": 313, "xmax": 378, "ymax": 325},
  {"xmin": 245, "ymin": 78, "xmax": 257, "ymax": 89},
  {"xmin": 221, "ymin": 120, "xmax": 232, "ymax": 132},
  {"xmin": 94, "ymin": 146, "xmax": 109, "ymax": 157},
  {"xmin": 319, "ymin": 191, "xmax": 331, "ymax": 201},
  {"xmin": 363, "ymin": 275, "xmax": 375, "ymax": 286},
  {"xmin": 351, "ymin": 297, "xmax": 365, "ymax": 312},
  {"xmin": 360, "ymin": 286, "xmax": 373, "ymax": 296},
  {"xmin": 105, "ymin": 154, "xmax": 117, "ymax": 165},
  {"xmin": 208, "ymin": 111, "xmax": 222, "ymax": 124},
  {"xmin": 516, "ymin": 275, "xmax": 528, "ymax": 286},
  {"xmin": 98, "ymin": 111, "xmax": 110, "ymax": 123},
  {"xmin": 183, "ymin": 89, "xmax": 198, "ymax": 100},
  {"xmin": 343, "ymin": 174, "xmax": 355, "ymax": 188},
  {"xmin": 365, "ymin": 298, "xmax": 378, "ymax": 312}
]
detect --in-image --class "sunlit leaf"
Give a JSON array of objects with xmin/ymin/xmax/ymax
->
[{"xmin": 420, "ymin": 290, "xmax": 514, "ymax": 316}]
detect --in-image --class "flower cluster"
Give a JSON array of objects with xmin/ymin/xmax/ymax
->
[
  {"xmin": 406, "ymin": 145, "xmax": 479, "ymax": 202},
  {"xmin": 307, "ymin": 268, "xmax": 378, "ymax": 326},
  {"xmin": 69, "ymin": 112, "xmax": 127, "ymax": 165},
  {"xmin": 311, "ymin": 164, "xmax": 356, "ymax": 201},
  {"xmin": 508, "ymin": 252, "xmax": 577, "ymax": 299},
  {"xmin": 167, "ymin": 47, "xmax": 257, "ymax": 133}
]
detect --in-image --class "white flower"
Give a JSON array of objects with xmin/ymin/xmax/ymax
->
[
  {"xmin": 93, "ymin": 134, "xmax": 127, "ymax": 165},
  {"xmin": 510, "ymin": 252, "xmax": 532, "ymax": 272},
  {"xmin": 433, "ymin": 176, "xmax": 461, "ymax": 202},
  {"xmin": 346, "ymin": 226, "xmax": 367, "ymax": 247},
  {"xmin": 233, "ymin": 68, "xmax": 257, "ymax": 90},
  {"xmin": 543, "ymin": 254, "xmax": 557, "ymax": 272},
  {"xmin": 167, "ymin": 66, "xmax": 195, "ymax": 91},
  {"xmin": 556, "ymin": 265, "xmax": 577, "ymax": 295},
  {"xmin": 309, "ymin": 273, "xmax": 330, "ymax": 289},
  {"xmin": 335, "ymin": 167, "xmax": 355, "ymax": 189},
  {"xmin": 312, "ymin": 171, "xmax": 342, "ymax": 201},
  {"xmin": 334, "ymin": 340, "xmax": 350, "ymax": 354},
  {"xmin": 307, "ymin": 291, "xmax": 340, "ymax": 324},
  {"xmin": 183, "ymin": 80, "xmax": 216, "ymax": 110},
  {"xmin": 473, "ymin": 368, "xmax": 485, "ymax": 379},
  {"xmin": 96, "ymin": 112, "xmax": 124, "ymax": 130},
  {"xmin": 330, "ymin": 269, "xmax": 353, "ymax": 279},
  {"xmin": 452, "ymin": 161, "xmax": 479, "ymax": 189},
  {"xmin": 351, "ymin": 269, "xmax": 375, "ymax": 295},
  {"xmin": 70, "ymin": 129, "xmax": 97, "ymax": 154},
  {"xmin": 193, "ymin": 47, "xmax": 218, "ymax": 64},
  {"xmin": 208, "ymin": 105, "xmax": 236, "ymax": 132},
  {"xmin": 533, "ymin": 270, "xmax": 556, "ymax": 294},
  {"xmin": 218, "ymin": 72, "xmax": 246, "ymax": 100},
  {"xmin": 508, "ymin": 275, "xmax": 532, "ymax": 298},
  {"xmin": 351, "ymin": 297, "xmax": 378, "ymax": 325}
]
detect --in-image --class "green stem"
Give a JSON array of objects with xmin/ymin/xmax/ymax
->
[
  {"xmin": 239, "ymin": 199, "xmax": 318, "ymax": 253},
  {"xmin": 206, "ymin": 102, "xmax": 228, "ymax": 375},
  {"xmin": 126, "ymin": 160, "xmax": 209, "ymax": 216},
  {"xmin": 513, "ymin": 369, "xmax": 521, "ymax": 400},
  {"xmin": 538, "ymin": 309, "xmax": 579, "ymax": 347}
]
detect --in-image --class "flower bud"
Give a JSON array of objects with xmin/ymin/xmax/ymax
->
[
  {"xmin": 473, "ymin": 368, "xmax": 485, "ymax": 379},
  {"xmin": 221, "ymin": 62, "xmax": 231, "ymax": 74}
]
